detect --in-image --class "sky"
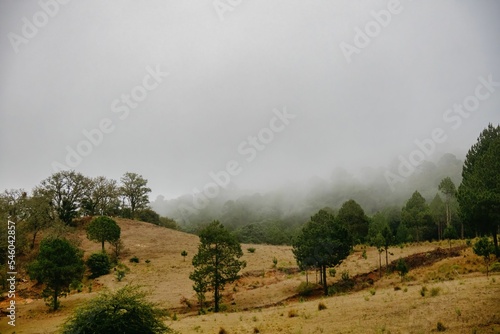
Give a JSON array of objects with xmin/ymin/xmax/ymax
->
[{"xmin": 1, "ymin": 0, "xmax": 499, "ymax": 200}]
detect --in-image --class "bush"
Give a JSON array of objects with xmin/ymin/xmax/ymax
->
[
  {"xmin": 490, "ymin": 262, "xmax": 500, "ymax": 272},
  {"xmin": 420, "ymin": 286, "xmax": 428, "ymax": 297},
  {"xmin": 341, "ymin": 270, "xmax": 350, "ymax": 281},
  {"xmin": 61, "ymin": 285, "xmax": 171, "ymax": 333},
  {"xmin": 328, "ymin": 268, "xmax": 336, "ymax": 277},
  {"xmin": 288, "ymin": 309, "xmax": 298, "ymax": 318},
  {"xmin": 130, "ymin": 256, "xmax": 139, "ymax": 263},
  {"xmin": 396, "ymin": 258, "xmax": 409, "ymax": 281},
  {"xmin": 247, "ymin": 247, "xmax": 256, "ymax": 253},
  {"xmin": 318, "ymin": 301, "xmax": 327, "ymax": 310},
  {"xmin": 297, "ymin": 282, "xmax": 317, "ymax": 296},
  {"xmin": 86, "ymin": 252, "xmax": 111, "ymax": 278}
]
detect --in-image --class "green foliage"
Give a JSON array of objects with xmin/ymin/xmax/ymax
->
[
  {"xmin": 86, "ymin": 216, "xmax": 121, "ymax": 252},
  {"xmin": 120, "ymin": 172, "xmax": 151, "ymax": 218},
  {"xmin": 473, "ymin": 236, "xmax": 495, "ymax": 277},
  {"xmin": 28, "ymin": 238, "xmax": 85, "ymax": 310},
  {"xmin": 436, "ymin": 321, "xmax": 446, "ymax": 331},
  {"xmin": 337, "ymin": 199, "xmax": 369, "ymax": 244},
  {"xmin": 458, "ymin": 124, "xmax": 500, "ymax": 256},
  {"xmin": 293, "ymin": 209, "xmax": 352, "ymax": 295},
  {"xmin": 328, "ymin": 268, "xmax": 336, "ymax": 277},
  {"xmin": 130, "ymin": 256, "xmax": 140, "ymax": 263},
  {"xmin": 86, "ymin": 252, "xmax": 111, "ymax": 278},
  {"xmin": 272, "ymin": 257, "xmax": 278, "ymax": 267},
  {"xmin": 181, "ymin": 250, "xmax": 188, "ymax": 261},
  {"xmin": 81, "ymin": 176, "xmax": 119, "ymax": 216},
  {"xmin": 297, "ymin": 282, "xmax": 317, "ymax": 296},
  {"xmin": 318, "ymin": 301, "xmax": 327, "ymax": 310},
  {"xmin": 190, "ymin": 221, "xmax": 246, "ymax": 313},
  {"xmin": 396, "ymin": 258, "xmax": 409, "ymax": 281},
  {"xmin": 136, "ymin": 208, "xmax": 161, "ymax": 225},
  {"xmin": 61, "ymin": 285, "xmax": 172, "ymax": 333},
  {"xmin": 35, "ymin": 171, "xmax": 91, "ymax": 225},
  {"xmin": 401, "ymin": 191, "xmax": 433, "ymax": 242},
  {"xmin": 247, "ymin": 247, "xmax": 256, "ymax": 253},
  {"xmin": 443, "ymin": 225, "xmax": 458, "ymax": 248}
]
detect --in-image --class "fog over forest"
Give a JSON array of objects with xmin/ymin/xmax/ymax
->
[{"xmin": 1, "ymin": 1, "xmax": 500, "ymax": 205}]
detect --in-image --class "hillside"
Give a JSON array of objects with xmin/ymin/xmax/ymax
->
[{"xmin": 1, "ymin": 218, "xmax": 499, "ymax": 334}]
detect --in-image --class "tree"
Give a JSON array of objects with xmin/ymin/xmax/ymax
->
[
  {"xmin": 458, "ymin": 124, "xmax": 500, "ymax": 257},
  {"xmin": 401, "ymin": 191, "xmax": 432, "ymax": 242},
  {"xmin": 61, "ymin": 285, "xmax": 172, "ymax": 333},
  {"xmin": 23, "ymin": 193, "xmax": 56, "ymax": 249},
  {"xmin": 86, "ymin": 216, "xmax": 121, "ymax": 252},
  {"xmin": 473, "ymin": 237, "xmax": 495, "ymax": 277},
  {"xmin": 120, "ymin": 172, "xmax": 151, "ymax": 218},
  {"xmin": 27, "ymin": 238, "xmax": 85, "ymax": 310},
  {"xmin": 86, "ymin": 252, "xmax": 111, "ymax": 278},
  {"xmin": 181, "ymin": 250, "xmax": 188, "ymax": 262},
  {"xmin": 429, "ymin": 193, "xmax": 446, "ymax": 240},
  {"xmin": 439, "ymin": 177, "xmax": 458, "ymax": 234},
  {"xmin": 337, "ymin": 199, "xmax": 369, "ymax": 244},
  {"xmin": 189, "ymin": 221, "xmax": 246, "ymax": 312},
  {"xmin": 293, "ymin": 209, "xmax": 352, "ymax": 296},
  {"xmin": 372, "ymin": 232, "xmax": 385, "ymax": 278},
  {"xmin": 442, "ymin": 225, "xmax": 458, "ymax": 249},
  {"xmin": 81, "ymin": 176, "xmax": 119, "ymax": 216},
  {"xmin": 35, "ymin": 171, "xmax": 91, "ymax": 225}
]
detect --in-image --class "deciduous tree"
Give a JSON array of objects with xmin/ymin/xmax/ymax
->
[{"xmin": 120, "ymin": 172, "xmax": 151, "ymax": 218}]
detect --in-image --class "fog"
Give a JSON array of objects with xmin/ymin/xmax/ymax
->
[{"xmin": 1, "ymin": 0, "xmax": 499, "ymax": 202}]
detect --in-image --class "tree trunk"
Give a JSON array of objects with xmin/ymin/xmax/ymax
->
[
  {"xmin": 492, "ymin": 231, "xmax": 499, "ymax": 258},
  {"xmin": 385, "ymin": 247, "xmax": 389, "ymax": 268},
  {"xmin": 305, "ymin": 270, "xmax": 308, "ymax": 285},
  {"xmin": 53, "ymin": 287, "xmax": 59, "ymax": 310},
  {"xmin": 378, "ymin": 252, "xmax": 382, "ymax": 278},
  {"xmin": 322, "ymin": 265, "xmax": 328, "ymax": 296},
  {"xmin": 31, "ymin": 230, "xmax": 38, "ymax": 250}
]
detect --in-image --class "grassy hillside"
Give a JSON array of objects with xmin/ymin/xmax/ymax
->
[{"xmin": 1, "ymin": 218, "xmax": 498, "ymax": 334}]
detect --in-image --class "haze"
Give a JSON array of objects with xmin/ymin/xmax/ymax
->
[{"xmin": 1, "ymin": 0, "xmax": 499, "ymax": 201}]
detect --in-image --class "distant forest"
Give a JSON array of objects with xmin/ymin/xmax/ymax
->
[{"xmin": 151, "ymin": 152, "xmax": 464, "ymax": 244}]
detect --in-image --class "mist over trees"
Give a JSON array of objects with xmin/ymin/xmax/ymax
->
[{"xmin": 150, "ymin": 152, "xmax": 465, "ymax": 243}]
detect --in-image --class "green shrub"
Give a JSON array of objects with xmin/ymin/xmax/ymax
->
[
  {"xmin": 489, "ymin": 262, "xmax": 500, "ymax": 272},
  {"xmin": 328, "ymin": 268, "xmax": 337, "ymax": 277},
  {"xmin": 247, "ymin": 247, "xmax": 256, "ymax": 253},
  {"xmin": 130, "ymin": 256, "xmax": 139, "ymax": 263},
  {"xmin": 86, "ymin": 252, "xmax": 111, "ymax": 278},
  {"xmin": 341, "ymin": 270, "xmax": 350, "ymax": 281},
  {"xmin": 297, "ymin": 282, "xmax": 317, "ymax": 296},
  {"xmin": 318, "ymin": 301, "xmax": 327, "ymax": 310}
]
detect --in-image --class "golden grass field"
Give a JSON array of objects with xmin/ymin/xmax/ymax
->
[{"xmin": 1, "ymin": 218, "xmax": 499, "ymax": 334}]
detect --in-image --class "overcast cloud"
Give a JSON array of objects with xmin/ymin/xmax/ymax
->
[{"xmin": 1, "ymin": 0, "xmax": 499, "ymax": 200}]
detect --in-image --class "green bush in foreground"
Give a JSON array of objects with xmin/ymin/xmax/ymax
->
[{"xmin": 61, "ymin": 285, "xmax": 172, "ymax": 334}]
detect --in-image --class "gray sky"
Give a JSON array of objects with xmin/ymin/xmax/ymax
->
[{"xmin": 1, "ymin": 0, "xmax": 499, "ymax": 200}]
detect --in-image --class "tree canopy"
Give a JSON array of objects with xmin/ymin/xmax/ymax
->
[
  {"xmin": 336, "ymin": 199, "xmax": 369, "ymax": 244},
  {"xmin": 61, "ymin": 285, "xmax": 172, "ymax": 333},
  {"xmin": 86, "ymin": 216, "xmax": 121, "ymax": 252},
  {"xmin": 120, "ymin": 172, "xmax": 151, "ymax": 218},
  {"xmin": 293, "ymin": 209, "xmax": 352, "ymax": 295},
  {"xmin": 190, "ymin": 221, "xmax": 246, "ymax": 312},
  {"xmin": 28, "ymin": 238, "xmax": 85, "ymax": 310},
  {"xmin": 458, "ymin": 124, "xmax": 500, "ymax": 256}
]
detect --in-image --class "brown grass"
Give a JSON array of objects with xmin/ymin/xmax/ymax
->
[{"xmin": 1, "ymin": 220, "xmax": 498, "ymax": 334}]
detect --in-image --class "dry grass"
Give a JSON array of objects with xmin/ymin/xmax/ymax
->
[{"xmin": 1, "ymin": 220, "xmax": 499, "ymax": 334}]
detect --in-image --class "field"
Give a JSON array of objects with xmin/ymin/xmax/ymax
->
[{"xmin": 1, "ymin": 218, "xmax": 499, "ymax": 334}]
